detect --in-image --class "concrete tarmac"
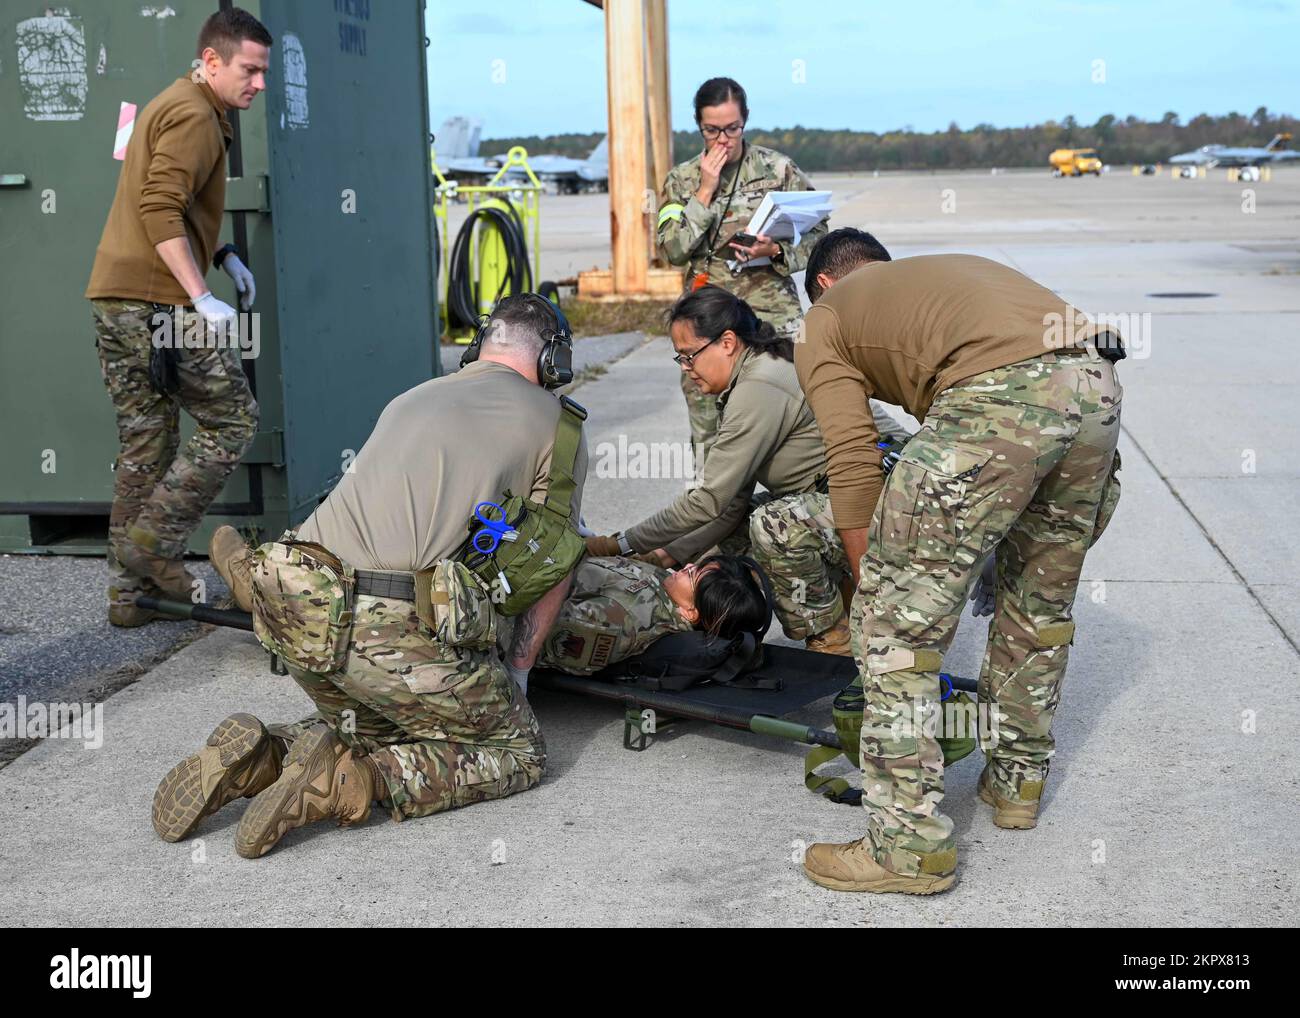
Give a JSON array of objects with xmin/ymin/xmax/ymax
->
[{"xmin": 1, "ymin": 168, "xmax": 1296, "ymax": 926}]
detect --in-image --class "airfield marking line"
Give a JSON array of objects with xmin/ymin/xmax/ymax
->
[{"xmin": 1120, "ymin": 425, "xmax": 1300, "ymax": 659}]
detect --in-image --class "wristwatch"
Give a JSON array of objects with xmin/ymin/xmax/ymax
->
[
  {"xmin": 617, "ymin": 534, "xmax": 633, "ymax": 555},
  {"xmin": 212, "ymin": 243, "xmax": 238, "ymax": 270}
]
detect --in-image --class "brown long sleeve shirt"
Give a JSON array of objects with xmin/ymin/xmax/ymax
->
[
  {"xmin": 794, "ymin": 253, "xmax": 1098, "ymax": 529},
  {"xmin": 86, "ymin": 75, "xmax": 232, "ymax": 305}
]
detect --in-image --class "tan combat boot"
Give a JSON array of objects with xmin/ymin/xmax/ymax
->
[
  {"xmin": 807, "ymin": 617, "xmax": 852, "ymax": 656},
  {"xmin": 978, "ymin": 764, "xmax": 1041, "ymax": 829},
  {"xmin": 235, "ymin": 725, "xmax": 375, "ymax": 859},
  {"xmin": 117, "ymin": 525, "xmax": 198, "ymax": 601},
  {"xmin": 208, "ymin": 525, "xmax": 255, "ymax": 612},
  {"xmin": 152, "ymin": 713, "xmax": 287, "ymax": 842},
  {"xmin": 803, "ymin": 838, "xmax": 956, "ymax": 894},
  {"xmin": 108, "ymin": 580, "xmax": 185, "ymax": 628}
]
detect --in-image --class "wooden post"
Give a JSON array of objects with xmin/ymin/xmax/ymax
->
[
  {"xmin": 605, "ymin": 0, "xmax": 649, "ymax": 293},
  {"xmin": 646, "ymin": 0, "xmax": 672, "ymax": 200},
  {"xmin": 646, "ymin": 0, "xmax": 672, "ymax": 268}
]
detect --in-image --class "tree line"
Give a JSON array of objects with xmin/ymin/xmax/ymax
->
[{"xmin": 483, "ymin": 108, "xmax": 1296, "ymax": 172}]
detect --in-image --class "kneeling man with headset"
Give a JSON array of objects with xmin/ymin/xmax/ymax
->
[{"xmin": 160, "ymin": 293, "xmax": 589, "ymax": 858}]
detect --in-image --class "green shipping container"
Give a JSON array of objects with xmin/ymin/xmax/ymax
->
[{"xmin": 0, "ymin": 0, "xmax": 439, "ymax": 553}]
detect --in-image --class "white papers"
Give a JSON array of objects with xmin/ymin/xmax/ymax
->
[{"xmin": 727, "ymin": 190, "xmax": 832, "ymax": 269}]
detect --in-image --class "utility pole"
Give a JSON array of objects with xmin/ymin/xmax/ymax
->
[{"xmin": 580, "ymin": 0, "xmax": 680, "ymax": 299}]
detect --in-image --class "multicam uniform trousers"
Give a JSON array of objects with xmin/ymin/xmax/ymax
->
[
  {"xmin": 275, "ymin": 594, "xmax": 545, "ymax": 821},
  {"xmin": 91, "ymin": 299, "xmax": 257, "ymax": 605},
  {"xmin": 852, "ymin": 349, "xmax": 1122, "ymax": 877}
]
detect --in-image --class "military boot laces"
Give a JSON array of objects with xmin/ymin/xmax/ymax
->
[
  {"xmin": 234, "ymin": 725, "xmax": 374, "ymax": 859},
  {"xmin": 208, "ymin": 525, "xmax": 254, "ymax": 612},
  {"xmin": 152, "ymin": 713, "xmax": 286, "ymax": 842},
  {"xmin": 803, "ymin": 838, "xmax": 956, "ymax": 895},
  {"xmin": 978, "ymin": 765, "xmax": 1041, "ymax": 829}
]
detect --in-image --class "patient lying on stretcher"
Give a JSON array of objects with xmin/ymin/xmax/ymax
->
[{"xmin": 534, "ymin": 554, "xmax": 768, "ymax": 676}]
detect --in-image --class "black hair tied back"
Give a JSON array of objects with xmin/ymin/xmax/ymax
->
[{"xmin": 667, "ymin": 285, "xmax": 794, "ymax": 362}]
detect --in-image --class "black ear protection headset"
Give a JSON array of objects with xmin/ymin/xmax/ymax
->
[{"xmin": 459, "ymin": 293, "xmax": 575, "ymax": 390}]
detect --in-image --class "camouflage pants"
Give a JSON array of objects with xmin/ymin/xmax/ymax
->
[
  {"xmin": 92, "ymin": 299, "xmax": 258, "ymax": 600},
  {"xmin": 749, "ymin": 491, "xmax": 847, "ymax": 640},
  {"xmin": 854, "ymin": 351, "xmax": 1122, "ymax": 877},
  {"xmin": 278, "ymin": 594, "xmax": 545, "ymax": 821}
]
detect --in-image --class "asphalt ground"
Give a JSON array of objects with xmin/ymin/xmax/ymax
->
[{"xmin": 0, "ymin": 167, "xmax": 1296, "ymax": 926}]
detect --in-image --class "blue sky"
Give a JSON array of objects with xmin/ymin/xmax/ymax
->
[{"xmin": 425, "ymin": 0, "xmax": 1297, "ymax": 138}]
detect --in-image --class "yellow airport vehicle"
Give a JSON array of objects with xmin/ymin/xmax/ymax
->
[{"xmin": 1050, "ymin": 148, "xmax": 1103, "ymax": 177}]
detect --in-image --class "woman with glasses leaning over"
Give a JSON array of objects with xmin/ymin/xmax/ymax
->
[
  {"xmin": 656, "ymin": 77, "xmax": 828, "ymax": 466},
  {"xmin": 584, "ymin": 286, "xmax": 852, "ymax": 656}
]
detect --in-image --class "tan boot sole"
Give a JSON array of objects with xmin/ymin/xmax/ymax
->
[
  {"xmin": 152, "ymin": 714, "xmax": 277, "ymax": 842},
  {"xmin": 235, "ymin": 726, "xmax": 349, "ymax": 859},
  {"xmin": 803, "ymin": 862, "xmax": 956, "ymax": 895},
  {"xmin": 978, "ymin": 776, "xmax": 1039, "ymax": 830}
]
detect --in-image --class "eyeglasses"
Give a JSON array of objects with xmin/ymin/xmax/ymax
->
[
  {"xmin": 672, "ymin": 335, "xmax": 719, "ymax": 368},
  {"xmin": 700, "ymin": 122, "xmax": 744, "ymax": 140}
]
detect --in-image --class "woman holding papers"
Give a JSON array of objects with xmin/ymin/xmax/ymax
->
[{"xmin": 655, "ymin": 77, "xmax": 829, "ymax": 466}]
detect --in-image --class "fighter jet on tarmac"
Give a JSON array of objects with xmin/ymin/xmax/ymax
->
[
  {"xmin": 1169, "ymin": 133, "xmax": 1300, "ymax": 168},
  {"xmin": 433, "ymin": 116, "xmax": 607, "ymax": 192}
]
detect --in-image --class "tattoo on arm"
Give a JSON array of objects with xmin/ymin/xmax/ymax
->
[
  {"xmin": 507, "ymin": 611, "xmax": 541, "ymax": 666},
  {"xmin": 507, "ymin": 573, "xmax": 574, "ymax": 669}
]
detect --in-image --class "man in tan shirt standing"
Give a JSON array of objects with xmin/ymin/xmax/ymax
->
[
  {"xmin": 85, "ymin": 8, "xmax": 270, "ymax": 626},
  {"xmin": 794, "ymin": 230, "xmax": 1124, "ymax": 895}
]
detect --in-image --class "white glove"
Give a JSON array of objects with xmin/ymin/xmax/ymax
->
[
  {"xmin": 193, "ymin": 291, "xmax": 238, "ymax": 331},
  {"xmin": 505, "ymin": 662, "xmax": 530, "ymax": 696},
  {"xmin": 221, "ymin": 252, "xmax": 256, "ymax": 310},
  {"xmin": 969, "ymin": 555, "xmax": 996, "ymax": 617},
  {"xmin": 576, "ymin": 518, "xmax": 597, "ymax": 539}
]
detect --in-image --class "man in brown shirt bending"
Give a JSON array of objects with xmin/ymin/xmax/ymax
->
[
  {"xmin": 85, "ymin": 8, "xmax": 270, "ymax": 626},
  {"xmin": 794, "ymin": 230, "xmax": 1124, "ymax": 895}
]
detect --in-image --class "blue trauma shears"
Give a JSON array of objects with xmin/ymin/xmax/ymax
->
[{"xmin": 472, "ymin": 500, "xmax": 518, "ymax": 555}]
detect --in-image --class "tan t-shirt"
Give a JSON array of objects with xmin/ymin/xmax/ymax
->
[
  {"xmin": 297, "ymin": 361, "xmax": 588, "ymax": 572},
  {"xmin": 795, "ymin": 253, "xmax": 1099, "ymax": 529}
]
